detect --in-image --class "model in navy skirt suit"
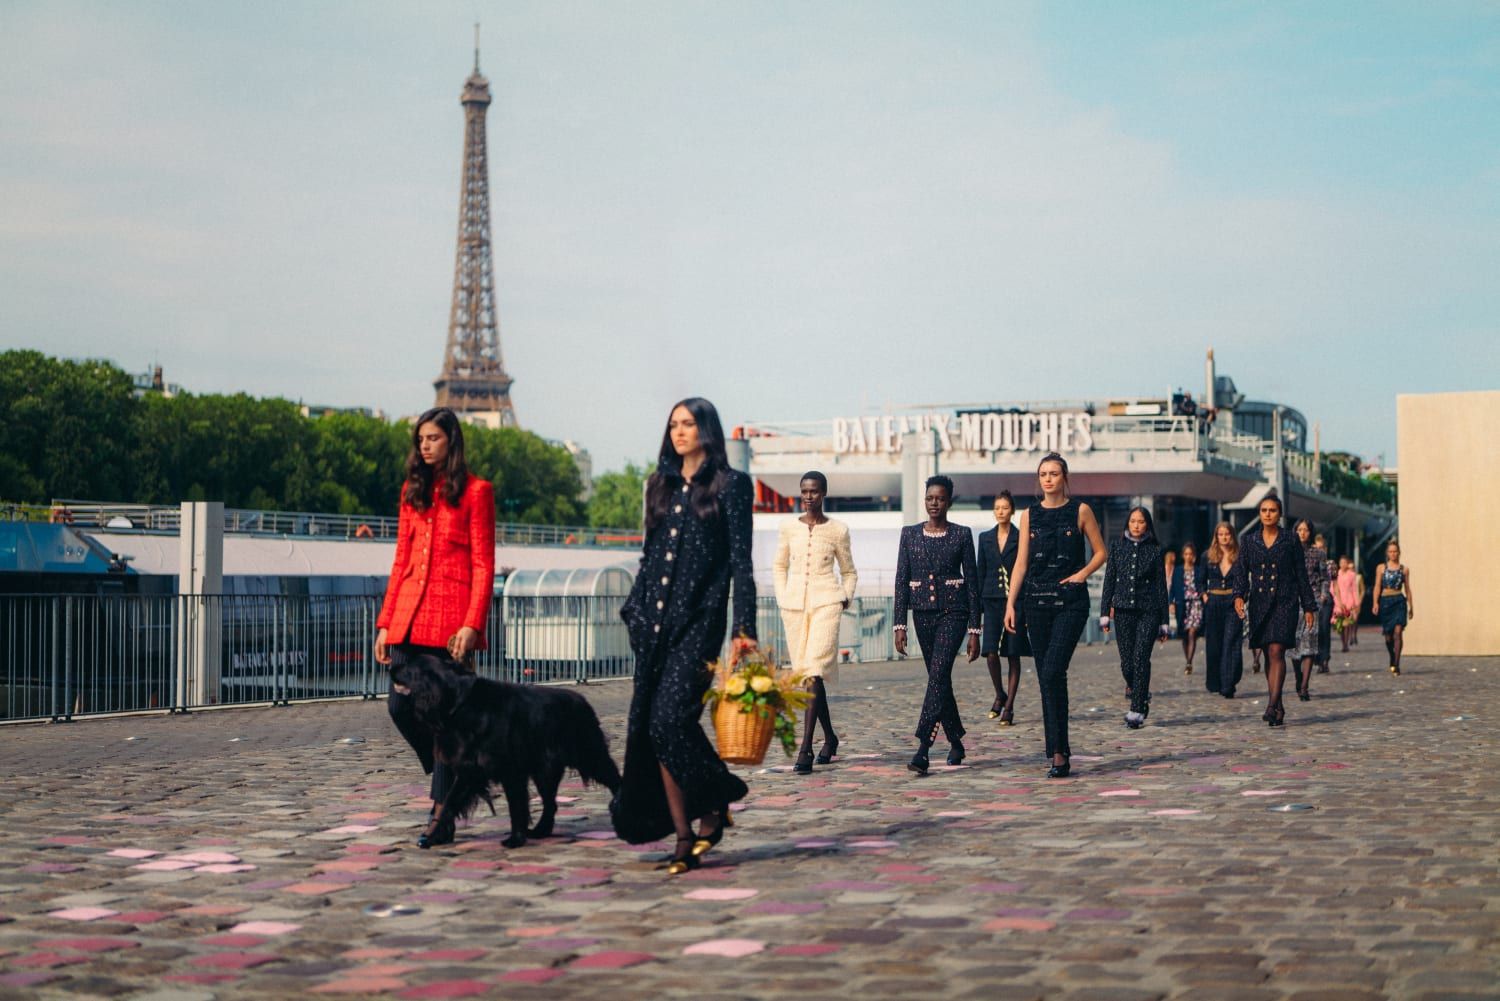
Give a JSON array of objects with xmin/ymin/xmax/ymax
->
[{"xmin": 1231, "ymin": 495, "xmax": 1316, "ymax": 728}]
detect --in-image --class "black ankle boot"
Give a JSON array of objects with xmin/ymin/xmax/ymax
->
[
  {"xmin": 946, "ymin": 739, "xmax": 965, "ymax": 766},
  {"xmin": 908, "ymin": 744, "xmax": 930, "ymax": 775},
  {"xmin": 793, "ymin": 750, "xmax": 814, "ymax": 774}
]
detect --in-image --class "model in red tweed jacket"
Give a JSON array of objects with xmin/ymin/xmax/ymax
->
[{"xmin": 377, "ymin": 476, "xmax": 496, "ymax": 649}]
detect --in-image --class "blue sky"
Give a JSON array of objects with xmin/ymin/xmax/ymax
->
[{"xmin": 1, "ymin": 1, "xmax": 1495, "ymax": 474}]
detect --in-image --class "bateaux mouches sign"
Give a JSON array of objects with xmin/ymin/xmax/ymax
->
[{"xmin": 832, "ymin": 411, "xmax": 1094, "ymax": 456}]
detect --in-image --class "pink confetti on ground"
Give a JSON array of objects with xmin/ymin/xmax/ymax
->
[
  {"xmin": 847, "ymin": 839, "xmax": 899, "ymax": 848},
  {"xmin": 47, "ymin": 908, "xmax": 119, "ymax": 922},
  {"xmin": 575, "ymin": 831, "xmax": 617, "ymax": 840},
  {"xmin": 569, "ymin": 950, "xmax": 653, "ymax": 970},
  {"xmin": 283, "ymin": 881, "xmax": 349, "ymax": 895},
  {"xmin": 398, "ymin": 980, "xmax": 493, "ymax": 999},
  {"xmin": 1098, "ymin": 789, "xmax": 1142, "ymax": 797},
  {"xmin": 794, "ymin": 839, "xmax": 838, "ymax": 848},
  {"xmin": 682, "ymin": 938, "xmax": 764, "ymax": 957},
  {"xmin": 106, "ymin": 848, "xmax": 160, "ymax": 859},
  {"xmin": 133, "ymin": 860, "xmax": 199, "ymax": 872},
  {"xmin": 197, "ymin": 864, "xmax": 258, "ymax": 874},
  {"xmin": 683, "ymin": 888, "xmax": 758, "ymax": 901},
  {"xmin": 936, "ymin": 810, "xmax": 974, "ymax": 817},
  {"xmin": 311, "ymin": 978, "xmax": 408, "ymax": 994},
  {"xmin": 231, "ymin": 921, "xmax": 300, "ymax": 936},
  {"xmin": 167, "ymin": 851, "xmax": 241, "ymax": 864},
  {"xmin": 773, "ymin": 943, "xmax": 842, "ymax": 956},
  {"xmin": 1149, "ymin": 809, "xmax": 1202, "ymax": 816},
  {"xmin": 497, "ymin": 968, "xmax": 564, "ymax": 984},
  {"xmin": 1240, "ymin": 789, "xmax": 1289, "ymax": 797},
  {"xmin": 984, "ymin": 917, "xmax": 1056, "ymax": 932},
  {"xmin": 321, "ymin": 825, "xmax": 380, "ymax": 835}
]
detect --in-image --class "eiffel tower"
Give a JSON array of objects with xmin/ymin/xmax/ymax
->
[{"xmin": 433, "ymin": 28, "xmax": 517, "ymax": 428}]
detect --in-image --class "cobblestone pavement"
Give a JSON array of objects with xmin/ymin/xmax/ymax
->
[{"xmin": 1, "ymin": 637, "xmax": 1495, "ymax": 1000}]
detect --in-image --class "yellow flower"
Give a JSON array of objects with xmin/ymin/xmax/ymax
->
[
  {"xmin": 725, "ymin": 676, "xmax": 748, "ymax": 696},
  {"xmin": 749, "ymin": 675, "xmax": 774, "ymax": 694}
]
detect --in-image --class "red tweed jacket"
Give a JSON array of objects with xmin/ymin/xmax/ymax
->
[{"xmin": 376, "ymin": 476, "xmax": 496, "ymax": 648}]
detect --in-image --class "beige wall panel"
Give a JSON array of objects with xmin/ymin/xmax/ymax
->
[{"xmin": 1395, "ymin": 391, "xmax": 1500, "ymax": 656}]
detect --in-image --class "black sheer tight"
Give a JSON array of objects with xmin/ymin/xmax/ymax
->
[
  {"xmin": 1386, "ymin": 626, "xmax": 1404, "ymax": 669},
  {"xmin": 797, "ymin": 678, "xmax": 835, "ymax": 757},
  {"xmin": 1264, "ymin": 643, "xmax": 1288, "ymax": 709},
  {"xmin": 1296, "ymin": 656, "xmax": 1315, "ymax": 694},
  {"xmin": 984, "ymin": 655, "xmax": 1023, "ymax": 714},
  {"xmin": 1181, "ymin": 629, "xmax": 1199, "ymax": 666}
]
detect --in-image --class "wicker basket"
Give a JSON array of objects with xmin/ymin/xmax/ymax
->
[{"xmin": 713, "ymin": 699, "xmax": 776, "ymax": 765}]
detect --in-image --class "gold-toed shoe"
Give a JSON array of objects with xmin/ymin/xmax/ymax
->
[
  {"xmin": 666, "ymin": 837, "xmax": 700, "ymax": 875},
  {"xmin": 691, "ymin": 809, "xmax": 731, "ymax": 857}
]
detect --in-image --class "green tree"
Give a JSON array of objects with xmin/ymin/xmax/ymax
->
[
  {"xmin": 587, "ymin": 461, "xmax": 648, "ymax": 529},
  {"xmin": 463, "ymin": 427, "xmax": 586, "ymax": 524},
  {"xmin": 0, "ymin": 350, "xmax": 140, "ymax": 502}
]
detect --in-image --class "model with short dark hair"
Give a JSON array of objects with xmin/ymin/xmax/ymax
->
[
  {"xmin": 773, "ymin": 470, "xmax": 858, "ymax": 774},
  {"xmin": 976, "ymin": 490, "xmax": 1030, "ymax": 726},
  {"xmin": 1005, "ymin": 453, "xmax": 1107, "ymax": 777},
  {"xmin": 611, "ymin": 397, "xmax": 758, "ymax": 875},
  {"xmin": 894, "ymin": 475, "xmax": 981, "ymax": 775},
  {"xmin": 1100, "ymin": 506, "xmax": 1170, "ymax": 728},
  {"xmin": 1232, "ymin": 495, "xmax": 1317, "ymax": 727},
  {"xmin": 375, "ymin": 407, "xmax": 497, "ymax": 848}
]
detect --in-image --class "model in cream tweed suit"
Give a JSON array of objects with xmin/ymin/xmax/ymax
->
[
  {"xmin": 773, "ymin": 475, "xmax": 859, "ymax": 774},
  {"xmin": 772, "ymin": 518, "xmax": 858, "ymax": 681}
]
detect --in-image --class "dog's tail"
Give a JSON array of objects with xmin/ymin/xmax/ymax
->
[{"xmin": 572, "ymin": 703, "xmax": 623, "ymax": 794}]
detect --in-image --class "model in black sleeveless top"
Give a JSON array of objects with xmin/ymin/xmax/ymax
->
[{"xmin": 1004, "ymin": 453, "xmax": 1106, "ymax": 777}]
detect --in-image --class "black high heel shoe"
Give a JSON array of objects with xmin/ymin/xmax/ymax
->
[
  {"xmin": 998, "ymin": 705, "xmax": 1014, "ymax": 727},
  {"xmin": 1046, "ymin": 758, "xmax": 1071, "ymax": 779},
  {"xmin": 793, "ymin": 751, "xmax": 814, "ymax": 775},
  {"xmin": 691, "ymin": 808, "xmax": 732, "ymax": 858},
  {"xmin": 1268, "ymin": 700, "xmax": 1285, "ymax": 728},
  {"xmin": 417, "ymin": 814, "xmax": 455, "ymax": 850},
  {"xmin": 988, "ymin": 697, "xmax": 1005, "ymax": 720},
  {"xmin": 946, "ymin": 739, "xmax": 966, "ymax": 766},
  {"xmin": 815, "ymin": 734, "xmax": 839, "ymax": 765},
  {"xmin": 908, "ymin": 747, "xmax": 930, "ymax": 776},
  {"xmin": 666, "ymin": 835, "xmax": 700, "ymax": 875}
]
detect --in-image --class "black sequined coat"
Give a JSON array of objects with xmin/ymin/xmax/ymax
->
[
  {"xmin": 610, "ymin": 460, "xmax": 757, "ymax": 844},
  {"xmin": 1100, "ymin": 535, "xmax": 1170, "ymax": 625}
]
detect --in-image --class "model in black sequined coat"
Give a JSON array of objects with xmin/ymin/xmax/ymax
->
[
  {"xmin": 1231, "ymin": 529, "xmax": 1317, "ymax": 649},
  {"xmin": 610, "ymin": 460, "xmax": 757, "ymax": 845}
]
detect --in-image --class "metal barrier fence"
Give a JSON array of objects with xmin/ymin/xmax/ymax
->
[
  {"xmin": 0, "ymin": 593, "xmax": 909, "ymax": 724},
  {"xmin": 31, "ymin": 501, "xmax": 643, "ymax": 549}
]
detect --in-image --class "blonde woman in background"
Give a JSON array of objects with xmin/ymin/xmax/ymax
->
[{"xmin": 773, "ymin": 471, "xmax": 858, "ymax": 775}]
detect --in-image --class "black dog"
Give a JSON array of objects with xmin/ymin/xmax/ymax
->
[{"xmin": 390, "ymin": 653, "xmax": 621, "ymax": 849}]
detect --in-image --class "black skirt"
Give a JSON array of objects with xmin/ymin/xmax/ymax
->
[{"xmin": 981, "ymin": 597, "xmax": 1032, "ymax": 658}]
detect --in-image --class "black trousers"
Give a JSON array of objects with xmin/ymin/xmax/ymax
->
[
  {"xmin": 1114, "ymin": 609, "xmax": 1157, "ymax": 716},
  {"xmin": 1025, "ymin": 601, "xmax": 1088, "ymax": 760},
  {"xmin": 912, "ymin": 609, "xmax": 967, "ymax": 743},
  {"xmin": 1202, "ymin": 596, "xmax": 1243, "ymax": 696},
  {"xmin": 386, "ymin": 643, "xmax": 456, "ymax": 804}
]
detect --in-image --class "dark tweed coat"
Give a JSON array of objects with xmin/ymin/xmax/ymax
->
[
  {"xmin": 610, "ymin": 459, "xmax": 757, "ymax": 844},
  {"xmin": 1231, "ymin": 529, "xmax": 1317, "ymax": 648}
]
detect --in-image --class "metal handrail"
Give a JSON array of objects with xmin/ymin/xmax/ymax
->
[{"xmin": 32, "ymin": 501, "xmax": 642, "ymax": 549}]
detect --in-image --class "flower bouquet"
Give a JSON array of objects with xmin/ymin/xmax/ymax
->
[
  {"xmin": 1332, "ymin": 608, "xmax": 1355, "ymax": 632},
  {"xmin": 703, "ymin": 639, "xmax": 811, "ymax": 765}
]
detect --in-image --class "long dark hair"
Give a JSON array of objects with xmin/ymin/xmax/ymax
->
[
  {"xmin": 645, "ymin": 397, "xmax": 730, "ymax": 532},
  {"xmin": 1124, "ymin": 505, "xmax": 1158, "ymax": 544},
  {"xmin": 403, "ymin": 407, "xmax": 469, "ymax": 510}
]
